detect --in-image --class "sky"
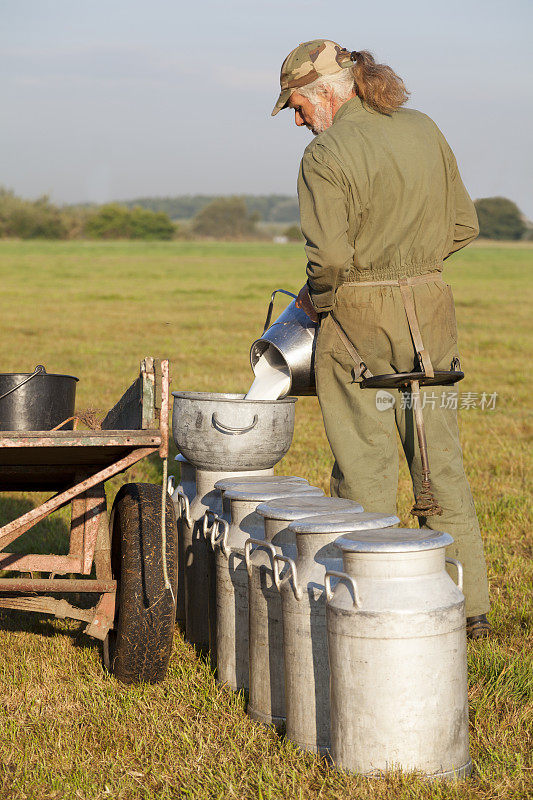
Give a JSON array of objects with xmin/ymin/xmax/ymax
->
[{"xmin": 2, "ymin": 0, "xmax": 532, "ymax": 216}]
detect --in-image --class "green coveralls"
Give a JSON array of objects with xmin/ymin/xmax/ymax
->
[{"xmin": 298, "ymin": 96, "xmax": 489, "ymax": 617}]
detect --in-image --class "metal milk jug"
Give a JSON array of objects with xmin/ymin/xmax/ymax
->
[
  {"xmin": 204, "ymin": 475, "xmax": 311, "ymax": 657},
  {"xmin": 250, "ymin": 289, "xmax": 318, "ymax": 396},
  {"xmin": 168, "ymin": 454, "xmax": 196, "ymax": 628},
  {"xmin": 172, "ymin": 390, "xmax": 298, "ymax": 652},
  {"xmin": 212, "ymin": 475, "xmax": 310, "ymax": 524},
  {"xmin": 245, "ymin": 495, "xmax": 363, "ymax": 730},
  {"xmin": 181, "ymin": 467, "xmax": 274, "ymax": 652},
  {"xmin": 212, "ymin": 481, "xmax": 324, "ymax": 692},
  {"xmin": 279, "ymin": 510, "xmax": 399, "ymax": 755},
  {"xmin": 326, "ymin": 528, "xmax": 470, "ymax": 779}
]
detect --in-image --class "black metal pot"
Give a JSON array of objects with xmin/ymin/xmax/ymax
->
[{"xmin": 0, "ymin": 365, "xmax": 79, "ymax": 431}]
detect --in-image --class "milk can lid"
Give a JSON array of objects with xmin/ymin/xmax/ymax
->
[
  {"xmin": 335, "ymin": 527, "xmax": 454, "ymax": 553},
  {"xmin": 256, "ymin": 495, "xmax": 363, "ymax": 521},
  {"xmin": 214, "ymin": 475, "xmax": 308, "ymax": 492},
  {"xmin": 224, "ymin": 482, "xmax": 323, "ymax": 502},
  {"xmin": 288, "ymin": 510, "xmax": 399, "ymax": 534}
]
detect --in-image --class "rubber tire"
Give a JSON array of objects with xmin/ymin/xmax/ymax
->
[{"xmin": 109, "ymin": 482, "xmax": 177, "ymax": 684}]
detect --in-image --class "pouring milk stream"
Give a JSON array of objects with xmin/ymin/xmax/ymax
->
[{"xmin": 245, "ymin": 347, "xmax": 291, "ymax": 400}]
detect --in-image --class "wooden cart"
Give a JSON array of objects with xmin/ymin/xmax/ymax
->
[{"xmin": 0, "ymin": 358, "xmax": 177, "ymax": 684}]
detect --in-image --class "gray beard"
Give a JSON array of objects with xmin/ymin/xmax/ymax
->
[{"xmin": 311, "ymin": 104, "xmax": 333, "ymax": 135}]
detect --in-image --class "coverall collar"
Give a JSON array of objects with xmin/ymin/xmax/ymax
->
[{"xmin": 332, "ymin": 95, "xmax": 370, "ymax": 124}]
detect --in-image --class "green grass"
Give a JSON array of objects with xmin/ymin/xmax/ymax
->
[{"xmin": 0, "ymin": 240, "xmax": 531, "ymax": 799}]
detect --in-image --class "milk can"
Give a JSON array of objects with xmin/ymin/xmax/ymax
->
[
  {"xmin": 203, "ymin": 475, "xmax": 310, "ymax": 658},
  {"xmin": 245, "ymin": 495, "xmax": 364, "ymax": 730},
  {"xmin": 212, "ymin": 475, "xmax": 310, "ymax": 525},
  {"xmin": 168, "ymin": 454, "xmax": 196, "ymax": 505},
  {"xmin": 172, "ymin": 390, "xmax": 297, "ymax": 653},
  {"xmin": 213, "ymin": 481, "xmax": 324, "ymax": 692},
  {"xmin": 250, "ymin": 289, "xmax": 318, "ymax": 396},
  {"xmin": 326, "ymin": 528, "xmax": 470, "ymax": 779},
  {"xmin": 279, "ymin": 510, "xmax": 399, "ymax": 755},
  {"xmin": 168, "ymin": 454, "xmax": 196, "ymax": 628},
  {"xmin": 180, "ymin": 466, "xmax": 274, "ymax": 652}
]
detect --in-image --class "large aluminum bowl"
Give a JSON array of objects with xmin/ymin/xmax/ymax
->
[{"xmin": 172, "ymin": 392, "xmax": 296, "ymax": 471}]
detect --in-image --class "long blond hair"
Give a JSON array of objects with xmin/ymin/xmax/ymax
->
[{"xmin": 351, "ymin": 50, "xmax": 409, "ymax": 114}]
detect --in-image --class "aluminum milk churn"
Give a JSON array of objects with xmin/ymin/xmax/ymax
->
[
  {"xmin": 172, "ymin": 390, "xmax": 297, "ymax": 653},
  {"xmin": 279, "ymin": 510, "xmax": 399, "ymax": 755},
  {"xmin": 213, "ymin": 481, "xmax": 324, "ymax": 692},
  {"xmin": 213, "ymin": 475, "xmax": 310, "ymax": 523},
  {"xmin": 205, "ymin": 475, "xmax": 311, "ymax": 657},
  {"xmin": 250, "ymin": 289, "xmax": 318, "ymax": 396},
  {"xmin": 245, "ymin": 495, "xmax": 363, "ymax": 730},
  {"xmin": 181, "ymin": 467, "xmax": 274, "ymax": 652},
  {"xmin": 326, "ymin": 528, "xmax": 470, "ymax": 779},
  {"xmin": 168, "ymin": 454, "xmax": 196, "ymax": 628}
]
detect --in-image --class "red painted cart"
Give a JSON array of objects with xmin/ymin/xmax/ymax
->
[{"xmin": 0, "ymin": 358, "xmax": 177, "ymax": 683}]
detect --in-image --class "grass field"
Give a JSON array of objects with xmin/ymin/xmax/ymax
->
[{"xmin": 0, "ymin": 240, "xmax": 531, "ymax": 800}]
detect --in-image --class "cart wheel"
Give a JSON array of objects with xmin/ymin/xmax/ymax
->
[{"xmin": 107, "ymin": 482, "xmax": 177, "ymax": 684}]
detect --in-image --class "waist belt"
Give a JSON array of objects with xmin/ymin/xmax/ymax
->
[{"xmin": 330, "ymin": 273, "xmax": 443, "ymax": 380}]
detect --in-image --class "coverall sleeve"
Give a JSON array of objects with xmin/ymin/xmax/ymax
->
[
  {"xmin": 445, "ymin": 147, "xmax": 479, "ymax": 257},
  {"xmin": 297, "ymin": 145, "xmax": 356, "ymax": 312}
]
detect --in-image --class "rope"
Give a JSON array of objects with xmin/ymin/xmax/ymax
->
[
  {"xmin": 411, "ymin": 479, "xmax": 443, "ymax": 518},
  {"xmin": 161, "ymin": 455, "xmax": 175, "ymax": 603}
]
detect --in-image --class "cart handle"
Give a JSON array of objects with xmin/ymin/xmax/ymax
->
[{"xmin": 273, "ymin": 554, "xmax": 302, "ymax": 600}]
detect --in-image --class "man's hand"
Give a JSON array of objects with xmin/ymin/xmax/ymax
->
[{"xmin": 295, "ymin": 284, "xmax": 319, "ymax": 323}]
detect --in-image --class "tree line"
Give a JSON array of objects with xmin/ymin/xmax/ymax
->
[
  {"xmin": 0, "ymin": 188, "xmax": 529, "ymax": 241},
  {"xmin": 0, "ymin": 189, "xmax": 175, "ymax": 240},
  {"xmin": 116, "ymin": 194, "xmax": 301, "ymax": 224}
]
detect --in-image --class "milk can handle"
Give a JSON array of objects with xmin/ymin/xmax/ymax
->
[
  {"xmin": 324, "ymin": 570, "xmax": 361, "ymax": 607},
  {"xmin": 176, "ymin": 489, "xmax": 192, "ymax": 526},
  {"xmin": 210, "ymin": 516, "xmax": 224, "ymax": 549},
  {"xmin": 445, "ymin": 557, "xmax": 464, "ymax": 592},
  {"xmin": 215, "ymin": 518, "xmax": 231, "ymax": 558},
  {"xmin": 203, "ymin": 510, "xmax": 220, "ymax": 547},
  {"xmin": 263, "ymin": 289, "xmax": 298, "ymax": 333},
  {"xmin": 212, "ymin": 413, "xmax": 258, "ymax": 436},
  {"xmin": 167, "ymin": 475, "xmax": 175, "ymax": 496},
  {"xmin": 273, "ymin": 554, "xmax": 302, "ymax": 600},
  {"xmin": 244, "ymin": 539, "xmax": 277, "ymax": 578}
]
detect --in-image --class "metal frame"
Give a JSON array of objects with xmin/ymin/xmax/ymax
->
[{"xmin": 0, "ymin": 357, "xmax": 169, "ymax": 642}]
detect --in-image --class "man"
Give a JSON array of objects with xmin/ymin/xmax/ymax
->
[{"xmin": 272, "ymin": 40, "xmax": 490, "ymax": 637}]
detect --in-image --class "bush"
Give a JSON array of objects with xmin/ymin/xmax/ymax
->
[
  {"xmin": 191, "ymin": 197, "xmax": 259, "ymax": 239},
  {"xmin": 284, "ymin": 224, "xmax": 304, "ymax": 242},
  {"xmin": 85, "ymin": 204, "xmax": 175, "ymax": 240},
  {"xmin": 474, "ymin": 197, "xmax": 526, "ymax": 241},
  {"xmin": 0, "ymin": 189, "xmax": 68, "ymax": 239}
]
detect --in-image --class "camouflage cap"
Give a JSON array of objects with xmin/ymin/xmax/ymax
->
[{"xmin": 272, "ymin": 39, "xmax": 355, "ymax": 116}]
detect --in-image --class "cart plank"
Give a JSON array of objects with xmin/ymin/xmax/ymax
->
[
  {"xmin": 0, "ymin": 431, "xmax": 161, "ymax": 491},
  {"xmin": 0, "ymin": 429, "xmax": 161, "ymax": 447}
]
